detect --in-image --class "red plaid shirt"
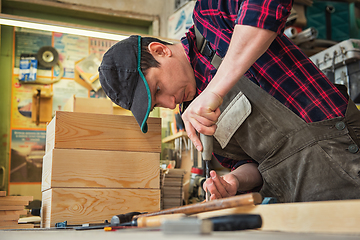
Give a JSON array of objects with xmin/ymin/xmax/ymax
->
[{"xmin": 181, "ymin": 0, "xmax": 348, "ymax": 170}]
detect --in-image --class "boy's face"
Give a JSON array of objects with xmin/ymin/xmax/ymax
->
[{"xmin": 145, "ymin": 43, "xmax": 197, "ymax": 110}]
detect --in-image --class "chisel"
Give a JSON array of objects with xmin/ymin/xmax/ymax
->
[{"xmin": 200, "ymin": 133, "xmax": 213, "ymax": 201}]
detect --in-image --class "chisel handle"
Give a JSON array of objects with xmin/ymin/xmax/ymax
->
[
  {"xmin": 200, "ymin": 133, "xmax": 213, "ymax": 201},
  {"xmin": 200, "ymin": 134, "xmax": 213, "ymax": 161},
  {"xmin": 136, "ymin": 213, "xmax": 186, "ymax": 228}
]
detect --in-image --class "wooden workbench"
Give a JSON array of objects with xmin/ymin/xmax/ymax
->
[{"xmin": 1, "ymin": 229, "xmax": 359, "ymax": 240}]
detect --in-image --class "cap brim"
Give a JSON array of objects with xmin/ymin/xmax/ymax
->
[{"xmin": 130, "ymin": 73, "xmax": 151, "ymax": 133}]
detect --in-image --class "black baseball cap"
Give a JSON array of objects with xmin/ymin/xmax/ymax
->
[{"xmin": 99, "ymin": 35, "xmax": 151, "ymax": 133}]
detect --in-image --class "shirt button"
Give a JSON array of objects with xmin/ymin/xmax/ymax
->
[
  {"xmin": 348, "ymin": 144, "xmax": 359, "ymax": 154},
  {"xmin": 335, "ymin": 121, "xmax": 346, "ymax": 130}
]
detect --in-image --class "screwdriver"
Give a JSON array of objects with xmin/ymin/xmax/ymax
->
[{"xmin": 200, "ymin": 133, "xmax": 213, "ymax": 201}]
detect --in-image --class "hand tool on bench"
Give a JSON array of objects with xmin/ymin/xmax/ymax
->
[
  {"xmin": 107, "ymin": 213, "xmax": 262, "ymax": 233},
  {"xmin": 75, "ymin": 193, "xmax": 262, "ymax": 231},
  {"xmin": 200, "ymin": 133, "xmax": 213, "ymax": 201},
  {"xmin": 111, "ymin": 211, "xmax": 145, "ymax": 225},
  {"xmin": 162, "ymin": 214, "xmax": 262, "ymax": 234},
  {"xmin": 105, "ymin": 213, "xmax": 186, "ymax": 231},
  {"xmin": 133, "ymin": 192, "xmax": 262, "ymax": 219}
]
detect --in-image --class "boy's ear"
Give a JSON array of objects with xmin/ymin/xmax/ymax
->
[{"xmin": 148, "ymin": 42, "xmax": 172, "ymax": 57}]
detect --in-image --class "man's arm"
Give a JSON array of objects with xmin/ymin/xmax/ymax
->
[
  {"xmin": 182, "ymin": 24, "xmax": 277, "ymax": 152},
  {"xmin": 203, "ymin": 162, "xmax": 263, "ymax": 200}
]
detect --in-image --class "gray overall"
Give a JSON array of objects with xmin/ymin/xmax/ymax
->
[{"xmin": 213, "ymin": 76, "xmax": 360, "ymax": 203}]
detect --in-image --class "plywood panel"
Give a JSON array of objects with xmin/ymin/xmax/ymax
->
[
  {"xmin": 41, "ymin": 188, "xmax": 160, "ymax": 228},
  {"xmin": 45, "ymin": 111, "xmax": 161, "ymax": 153},
  {"xmin": 41, "ymin": 149, "xmax": 160, "ymax": 191}
]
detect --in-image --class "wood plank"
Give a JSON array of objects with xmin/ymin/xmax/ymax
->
[
  {"xmin": 0, "ymin": 199, "xmax": 30, "ymax": 206},
  {"xmin": 41, "ymin": 149, "xmax": 160, "ymax": 191},
  {"xmin": 162, "ymin": 131, "xmax": 188, "ymax": 143},
  {"xmin": 0, "ymin": 224, "xmax": 34, "ymax": 229},
  {"xmin": 0, "ymin": 210, "xmax": 27, "ymax": 216},
  {"xmin": 0, "ymin": 196, "xmax": 33, "ymax": 201},
  {"xmin": 0, "ymin": 220, "xmax": 18, "ymax": 226},
  {"xmin": 45, "ymin": 111, "xmax": 161, "ymax": 153},
  {"xmin": 0, "ymin": 191, "xmax": 6, "ymax": 197},
  {"xmin": 0, "ymin": 206, "xmax": 24, "ymax": 211},
  {"xmin": 41, "ymin": 188, "xmax": 160, "ymax": 228},
  {"xmin": 0, "ymin": 215, "xmax": 19, "ymax": 221},
  {"xmin": 195, "ymin": 199, "xmax": 360, "ymax": 234}
]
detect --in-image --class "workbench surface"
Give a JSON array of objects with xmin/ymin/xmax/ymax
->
[{"xmin": 1, "ymin": 229, "xmax": 359, "ymax": 240}]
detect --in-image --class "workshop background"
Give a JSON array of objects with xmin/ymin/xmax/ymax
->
[{"xmin": 1, "ymin": 0, "xmax": 360, "ymax": 221}]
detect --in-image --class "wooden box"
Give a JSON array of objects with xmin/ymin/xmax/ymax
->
[
  {"xmin": 63, "ymin": 95, "xmax": 113, "ymax": 114},
  {"xmin": 42, "ymin": 111, "xmax": 161, "ymax": 228},
  {"xmin": 42, "ymin": 188, "xmax": 160, "ymax": 228},
  {"xmin": 42, "ymin": 149, "xmax": 160, "ymax": 191},
  {"xmin": 45, "ymin": 111, "xmax": 161, "ymax": 154}
]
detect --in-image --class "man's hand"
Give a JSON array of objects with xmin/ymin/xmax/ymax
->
[
  {"xmin": 203, "ymin": 170, "xmax": 239, "ymax": 200},
  {"xmin": 182, "ymin": 90, "xmax": 222, "ymax": 151}
]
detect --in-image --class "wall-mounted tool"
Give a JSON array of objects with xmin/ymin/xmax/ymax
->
[
  {"xmin": 37, "ymin": 46, "xmax": 59, "ymax": 68},
  {"xmin": 19, "ymin": 46, "xmax": 64, "ymax": 85},
  {"xmin": 31, "ymin": 87, "xmax": 53, "ymax": 125}
]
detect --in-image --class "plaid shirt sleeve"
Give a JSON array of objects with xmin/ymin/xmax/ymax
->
[
  {"xmin": 236, "ymin": 0, "xmax": 293, "ymax": 34},
  {"xmin": 213, "ymin": 153, "xmax": 257, "ymax": 171}
]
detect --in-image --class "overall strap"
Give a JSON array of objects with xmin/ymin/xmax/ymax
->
[{"xmin": 194, "ymin": 26, "xmax": 223, "ymax": 69}]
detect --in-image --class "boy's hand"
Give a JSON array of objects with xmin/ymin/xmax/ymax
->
[
  {"xmin": 202, "ymin": 170, "xmax": 239, "ymax": 200},
  {"xmin": 182, "ymin": 91, "xmax": 222, "ymax": 152}
]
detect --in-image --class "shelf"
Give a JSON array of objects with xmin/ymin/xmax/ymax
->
[{"xmin": 162, "ymin": 131, "xmax": 188, "ymax": 143}]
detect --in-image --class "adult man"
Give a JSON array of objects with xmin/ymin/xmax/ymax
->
[{"xmin": 99, "ymin": 0, "xmax": 360, "ymax": 202}]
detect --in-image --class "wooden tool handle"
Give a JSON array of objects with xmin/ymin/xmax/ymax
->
[
  {"xmin": 134, "ymin": 192, "xmax": 262, "ymax": 219},
  {"xmin": 136, "ymin": 213, "xmax": 186, "ymax": 228}
]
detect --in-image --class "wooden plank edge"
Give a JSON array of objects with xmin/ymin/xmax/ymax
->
[{"xmin": 194, "ymin": 199, "xmax": 360, "ymax": 234}]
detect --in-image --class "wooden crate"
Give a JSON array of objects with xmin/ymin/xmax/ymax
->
[
  {"xmin": 42, "ymin": 149, "xmax": 160, "ymax": 191},
  {"xmin": 41, "ymin": 188, "xmax": 160, "ymax": 228},
  {"xmin": 42, "ymin": 111, "xmax": 162, "ymax": 228},
  {"xmin": 63, "ymin": 95, "xmax": 113, "ymax": 114},
  {"xmin": 45, "ymin": 111, "xmax": 161, "ymax": 153}
]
